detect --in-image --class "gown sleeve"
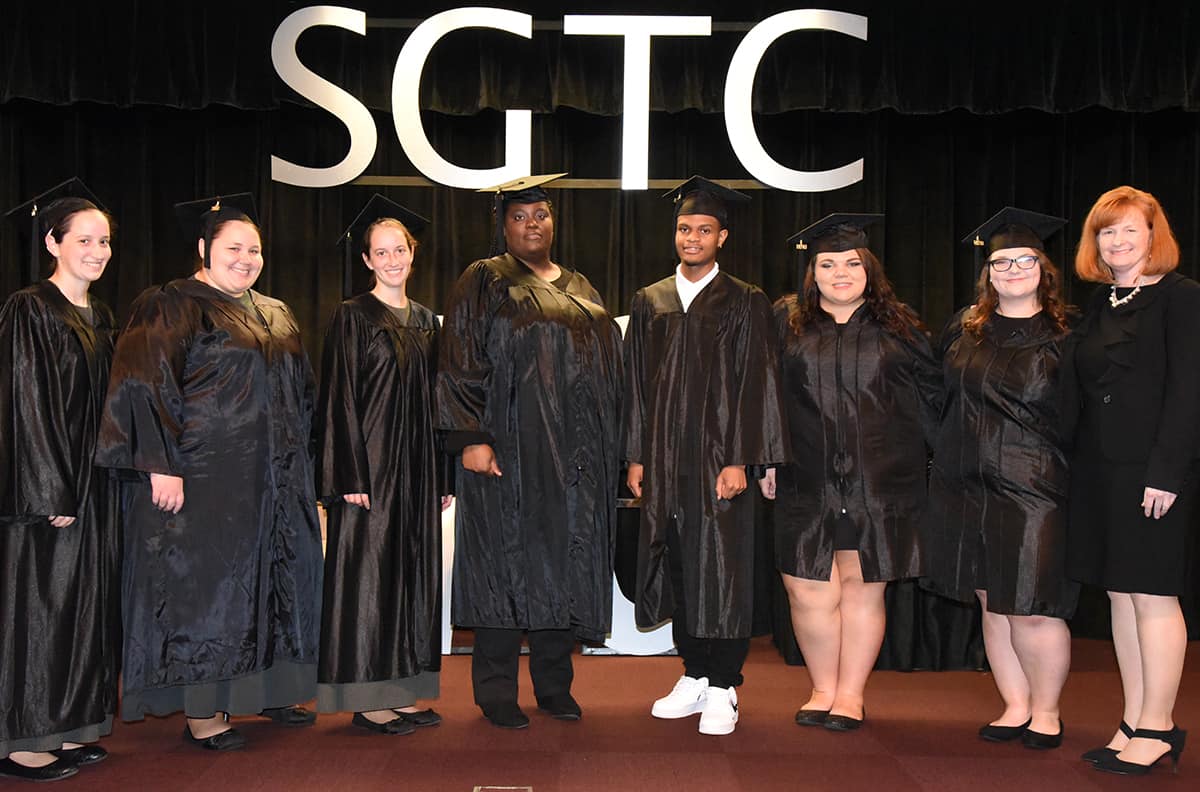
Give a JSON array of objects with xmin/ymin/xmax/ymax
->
[
  {"xmin": 727, "ymin": 288, "xmax": 789, "ymax": 467},
  {"xmin": 436, "ymin": 261, "xmax": 497, "ymax": 452},
  {"xmin": 316, "ymin": 304, "xmax": 371, "ymax": 500},
  {"xmin": 0, "ymin": 293, "xmax": 77, "ymax": 518},
  {"xmin": 905, "ymin": 326, "xmax": 943, "ymax": 449},
  {"xmin": 621, "ymin": 290, "xmax": 649, "ymax": 466}
]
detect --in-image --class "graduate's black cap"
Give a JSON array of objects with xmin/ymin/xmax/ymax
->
[
  {"xmin": 787, "ymin": 213, "xmax": 883, "ymax": 291},
  {"xmin": 477, "ymin": 173, "xmax": 565, "ymax": 256},
  {"xmin": 963, "ymin": 207, "xmax": 1066, "ymax": 273},
  {"xmin": 337, "ymin": 193, "xmax": 430, "ymax": 298},
  {"xmin": 173, "ymin": 193, "xmax": 259, "ymax": 269},
  {"xmin": 5, "ymin": 178, "xmax": 107, "ymax": 285},
  {"xmin": 663, "ymin": 176, "xmax": 750, "ymax": 229}
]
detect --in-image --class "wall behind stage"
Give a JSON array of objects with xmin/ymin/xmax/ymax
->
[{"xmin": 2, "ymin": 1, "xmax": 1199, "ymax": 636}]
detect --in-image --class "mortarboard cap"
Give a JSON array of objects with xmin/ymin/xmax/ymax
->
[
  {"xmin": 663, "ymin": 176, "xmax": 750, "ymax": 229},
  {"xmin": 787, "ymin": 213, "xmax": 883, "ymax": 291},
  {"xmin": 962, "ymin": 207, "xmax": 1067, "ymax": 273},
  {"xmin": 172, "ymin": 193, "xmax": 259, "ymax": 269},
  {"xmin": 477, "ymin": 173, "xmax": 565, "ymax": 256},
  {"xmin": 337, "ymin": 193, "xmax": 430, "ymax": 298},
  {"xmin": 5, "ymin": 178, "xmax": 107, "ymax": 285}
]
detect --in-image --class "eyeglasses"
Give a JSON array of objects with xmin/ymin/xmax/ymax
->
[{"xmin": 988, "ymin": 254, "xmax": 1040, "ymax": 272}]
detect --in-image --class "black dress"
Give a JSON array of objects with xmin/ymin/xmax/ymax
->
[
  {"xmin": 773, "ymin": 299, "xmax": 938, "ymax": 583},
  {"xmin": 315, "ymin": 294, "xmax": 442, "ymax": 712},
  {"xmin": 96, "ymin": 278, "xmax": 323, "ymax": 719},
  {"xmin": 924, "ymin": 310, "xmax": 1079, "ymax": 618},
  {"xmin": 1066, "ymin": 273, "xmax": 1200, "ymax": 595},
  {"xmin": 0, "ymin": 282, "xmax": 120, "ymax": 755},
  {"xmin": 436, "ymin": 255, "xmax": 623, "ymax": 642}
]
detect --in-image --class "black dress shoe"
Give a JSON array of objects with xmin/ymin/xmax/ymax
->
[
  {"xmin": 978, "ymin": 717, "xmax": 1031, "ymax": 742},
  {"xmin": 393, "ymin": 708, "xmax": 442, "ymax": 728},
  {"xmin": 537, "ymin": 694, "xmax": 582, "ymax": 721},
  {"xmin": 0, "ymin": 757, "xmax": 79, "ymax": 782},
  {"xmin": 794, "ymin": 709, "xmax": 830, "ymax": 727},
  {"xmin": 352, "ymin": 712, "xmax": 417, "ymax": 735},
  {"xmin": 50, "ymin": 744, "xmax": 108, "ymax": 765},
  {"xmin": 182, "ymin": 725, "xmax": 247, "ymax": 751},
  {"xmin": 1082, "ymin": 720, "xmax": 1134, "ymax": 763},
  {"xmin": 482, "ymin": 703, "xmax": 530, "ymax": 729},
  {"xmin": 1021, "ymin": 720, "xmax": 1064, "ymax": 750},
  {"xmin": 823, "ymin": 709, "xmax": 865, "ymax": 732},
  {"xmin": 260, "ymin": 706, "xmax": 317, "ymax": 726}
]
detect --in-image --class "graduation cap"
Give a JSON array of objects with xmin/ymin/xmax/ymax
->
[
  {"xmin": 787, "ymin": 213, "xmax": 883, "ymax": 291},
  {"xmin": 477, "ymin": 173, "xmax": 566, "ymax": 257},
  {"xmin": 337, "ymin": 193, "xmax": 430, "ymax": 298},
  {"xmin": 173, "ymin": 193, "xmax": 259, "ymax": 269},
  {"xmin": 5, "ymin": 178, "xmax": 107, "ymax": 286},
  {"xmin": 663, "ymin": 176, "xmax": 750, "ymax": 230},
  {"xmin": 963, "ymin": 207, "xmax": 1067, "ymax": 273}
]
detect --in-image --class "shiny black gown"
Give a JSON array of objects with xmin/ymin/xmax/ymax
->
[
  {"xmin": 0, "ymin": 281, "xmax": 120, "ymax": 754},
  {"xmin": 924, "ymin": 310, "xmax": 1079, "ymax": 618},
  {"xmin": 316, "ymin": 294, "xmax": 442, "ymax": 708},
  {"xmin": 436, "ymin": 255, "xmax": 623, "ymax": 642},
  {"xmin": 96, "ymin": 278, "xmax": 322, "ymax": 718},
  {"xmin": 773, "ymin": 299, "xmax": 938, "ymax": 582},
  {"xmin": 623, "ymin": 272, "xmax": 789, "ymax": 639}
]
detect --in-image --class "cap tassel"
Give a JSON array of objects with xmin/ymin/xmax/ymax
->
[
  {"xmin": 27, "ymin": 204, "xmax": 39, "ymax": 286},
  {"xmin": 972, "ymin": 235, "xmax": 985, "ymax": 278},
  {"xmin": 794, "ymin": 239, "xmax": 808, "ymax": 294}
]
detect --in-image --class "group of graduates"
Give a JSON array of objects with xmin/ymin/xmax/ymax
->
[{"xmin": 0, "ymin": 172, "xmax": 1196, "ymax": 783}]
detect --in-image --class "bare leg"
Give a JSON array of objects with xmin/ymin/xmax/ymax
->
[
  {"xmin": 1107, "ymin": 591, "xmax": 1141, "ymax": 752},
  {"xmin": 781, "ymin": 564, "xmax": 843, "ymax": 711},
  {"xmin": 977, "ymin": 591, "xmax": 1033, "ymax": 727},
  {"xmin": 829, "ymin": 550, "xmax": 885, "ymax": 720},
  {"xmin": 1008, "ymin": 614, "xmax": 1071, "ymax": 735},
  {"xmin": 1117, "ymin": 593, "xmax": 1187, "ymax": 765}
]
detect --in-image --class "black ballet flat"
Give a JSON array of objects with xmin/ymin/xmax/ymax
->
[
  {"xmin": 482, "ymin": 703, "xmax": 530, "ymax": 729},
  {"xmin": 978, "ymin": 717, "xmax": 1031, "ymax": 742},
  {"xmin": 0, "ymin": 757, "xmax": 79, "ymax": 782},
  {"xmin": 1082, "ymin": 720, "xmax": 1134, "ymax": 763},
  {"xmin": 351, "ymin": 712, "xmax": 417, "ymax": 735},
  {"xmin": 49, "ymin": 744, "xmax": 108, "ymax": 765},
  {"xmin": 1093, "ymin": 726, "xmax": 1187, "ymax": 776},
  {"xmin": 794, "ymin": 708, "xmax": 830, "ymax": 727},
  {"xmin": 260, "ymin": 706, "xmax": 317, "ymax": 726},
  {"xmin": 182, "ymin": 725, "xmax": 247, "ymax": 751},
  {"xmin": 1021, "ymin": 720, "xmax": 1063, "ymax": 750},
  {"xmin": 537, "ymin": 694, "xmax": 582, "ymax": 721},
  {"xmin": 393, "ymin": 708, "xmax": 442, "ymax": 728},
  {"xmin": 823, "ymin": 709, "xmax": 865, "ymax": 732}
]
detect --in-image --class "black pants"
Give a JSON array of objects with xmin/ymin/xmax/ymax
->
[
  {"xmin": 470, "ymin": 626, "xmax": 575, "ymax": 710},
  {"xmin": 666, "ymin": 484, "xmax": 750, "ymax": 689}
]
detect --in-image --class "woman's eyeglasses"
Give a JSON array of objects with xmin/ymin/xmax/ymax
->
[{"xmin": 988, "ymin": 255, "xmax": 1039, "ymax": 272}]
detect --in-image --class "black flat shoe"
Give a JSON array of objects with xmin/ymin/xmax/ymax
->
[
  {"xmin": 260, "ymin": 706, "xmax": 317, "ymax": 726},
  {"xmin": 49, "ymin": 744, "xmax": 108, "ymax": 765},
  {"xmin": 393, "ymin": 708, "xmax": 442, "ymax": 728},
  {"xmin": 482, "ymin": 703, "xmax": 530, "ymax": 729},
  {"xmin": 351, "ymin": 712, "xmax": 417, "ymax": 735},
  {"xmin": 978, "ymin": 717, "xmax": 1031, "ymax": 742},
  {"xmin": 794, "ymin": 709, "xmax": 830, "ymax": 727},
  {"xmin": 1021, "ymin": 720, "xmax": 1063, "ymax": 750},
  {"xmin": 1082, "ymin": 720, "xmax": 1134, "ymax": 763},
  {"xmin": 0, "ymin": 757, "xmax": 79, "ymax": 782},
  {"xmin": 823, "ymin": 709, "xmax": 865, "ymax": 732},
  {"xmin": 537, "ymin": 694, "xmax": 582, "ymax": 721},
  {"xmin": 1093, "ymin": 726, "xmax": 1187, "ymax": 776},
  {"xmin": 182, "ymin": 725, "xmax": 247, "ymax": 751}
]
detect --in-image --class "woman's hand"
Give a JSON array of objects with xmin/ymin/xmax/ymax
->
[
  {"xmin": 344, "ymin": 493, "xmax": 371, "ymax": 510},
  {"xmin": 758, "ymin": 468, "xmax": 777, "ymax": 500},
  {"xmin": 462, "ymin": 444, "xmax": 502, "ymax": 477},
  {"xmin": 47, "ymin": 515, "xmax": 76, "ymax": 528},
  {"xmin": 441, "ymin": 495, "xmax": 454, "ymax": 512},
  {"xmin": 150, "ymin": 473, "xmax": 185, "ymax": 513},
  {"xmin": 716, "ymin": 465, "xmax": 747, "ymax": 500},
  {"xmin": 626, "ymin": 463, "xmax": 644, "ymax": 498},
  {"xmin": 1143, "ymin": 486, "xmax": 1178, "ymax": 519}
]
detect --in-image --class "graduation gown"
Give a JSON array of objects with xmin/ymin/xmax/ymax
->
[
  {"xmin": 316, "ymin": 294, "xmax": 442, "ymax": 688},
  {"xmin": 95, "ymin": 278, "xmax": 322, "ymax": 715},
  {"xmin": 0, "ymin": 282, "xmax": 119, "ymax": 753},
  {"xmin": 773, "ymin": 299, "xmax": 938, "ymax": 583},
  {"xmin": 624, "ymin": 271, "xmax": 788, "ymax": 639},
  {"xmin": 436, "ymin": 255, "xmax": 622, "ymax": 642},
  {"xmin": 923, "ymin": 310, "xmax": 1078, "ymax": 618}
]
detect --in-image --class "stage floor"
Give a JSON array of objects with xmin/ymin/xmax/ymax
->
[{"xmin": 19, "ymin": 638, "xmax": 1199, "ymax": 792}]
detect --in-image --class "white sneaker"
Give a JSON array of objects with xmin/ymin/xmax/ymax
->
[
  {"xmin": 698, "ymin": 686, "xmax": 738, "ymax": 735},
  {"xmin": 651, "ymin": 675, "xmax": 709, "ymax": 718}
]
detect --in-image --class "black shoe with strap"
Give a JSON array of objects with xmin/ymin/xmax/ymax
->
[
  {"xmin": 1081, "ymin": 720, "xmax": 1134, "ymax": 763},
  {"xmin": 1093, "ymin": 726, "xmax": 1187, "ymax": 776}
]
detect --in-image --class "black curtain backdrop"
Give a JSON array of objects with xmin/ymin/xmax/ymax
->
[{"xmin": 2, "ymin": 0, "xmax": 1199, "ymax": 657}]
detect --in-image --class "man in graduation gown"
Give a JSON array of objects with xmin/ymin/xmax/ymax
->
[
  {"xmin": 436, "ymin": 175, "xmax": 623, "ymax": 729},
  {"xmin": 624, "ymin": 177, "xmax": 788, "ymax": 736}
]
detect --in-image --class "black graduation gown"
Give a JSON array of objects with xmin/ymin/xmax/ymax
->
[
  {"xmin": 95, "ymin": 278, "xmax": 322, "ymax": 714},
  {"xmin": 0, "ymin": 282, "xmax": 119, "ymax": 752},
  {"xmin": 923, "ymin": 310, "xmax": 1079, "ymax": 618},
  {"xmin": 773, "ymin": 299, "xmax": 938, "ymax": 583},
  {"xmin": 436, "ymin": 255, "xmax": 623, "ymax": 642},
  {"xmin": 623, "ymin": 271, "xmax": 789, "ymax": 639},
  {"xmin": 316, "ymin": 294, "xmax": 442, "ymax": 686}
]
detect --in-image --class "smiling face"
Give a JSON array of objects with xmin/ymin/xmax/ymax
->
[
  {"xmin": 503, "ymin": 200, "xmax": 553, "ymax": 263},
  {"xmin": 988, "ymin": 246, "xmax": 1042, "ymax": 306},
  {"xmin": 363, "ymin": 222, "xmax": 414, "ymax": 290},
  {"xmin": 1097, "ymin": 208, "xmax": 1152, "ymax": 280},
  {"xmin": 675, "ymin": 213, "xmax": 728, "ymax": 269},
  {"xmin": 813, "ymin": 248, "xmax": 867, "ymax": 311},
  {"xmin": 45, "ymin": 209, "xmax": 112, "ymax": 285},
  {"xmin": 198, "ymin": 219, "xmax": 263, "ymax": 297}
]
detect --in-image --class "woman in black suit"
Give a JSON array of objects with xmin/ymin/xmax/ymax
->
[{"xmin": 1067, "ymin": 186, "xmax": 1200, "ymax": 775}]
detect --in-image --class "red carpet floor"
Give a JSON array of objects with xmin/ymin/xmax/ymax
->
[{"xmin": 7, "ymin": 638, "xmax": 1198, "ymax": 791}]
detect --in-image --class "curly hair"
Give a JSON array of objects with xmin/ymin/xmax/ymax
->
[
  {"xmin": 962, "ymin": 251, "xmax": 1071, "ymax": 337},
  {"xmin": 787, "ymin": 247, "xmax": 922, "ymax": 340}
]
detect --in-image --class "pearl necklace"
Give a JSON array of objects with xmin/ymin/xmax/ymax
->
[{"xmin": 1109, "ymin": 280, "xmax": 1142, "ymax": 308}]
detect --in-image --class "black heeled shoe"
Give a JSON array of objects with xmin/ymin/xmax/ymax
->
[
  {"xmin": 979, "ymin": 717, "xmax": 1031, "ymax": 742},
  {"xmin": 1093, "ymin": 726, "xmax": 1187, "ymax": 776},
  {"xmin": 795, "ymin": 708, "xmax": 830, "ymax": 727},
  {"xmin": 1081, "ymin": 720, "xmax": 1133, "ymax": 763},
  {"xmin": 1021, "ymin": 719, "xmax": 1063, "ymax": 750},
  {"xmin": 49, "ymin": 744, "xmax": 108, "ymax": 765}
]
